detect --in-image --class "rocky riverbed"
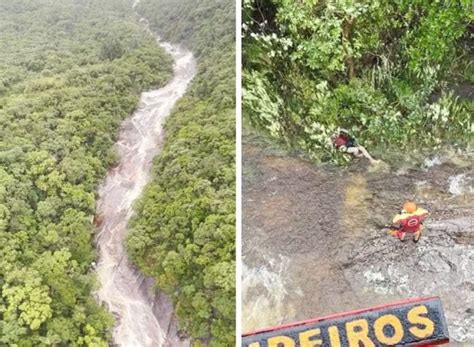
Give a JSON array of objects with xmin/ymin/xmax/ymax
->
[{"xmin": 242, "ymin": 143, "xmax": 473, "ymax": 344}]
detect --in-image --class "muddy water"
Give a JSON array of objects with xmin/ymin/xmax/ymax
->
[
  {"xmin": 242, "ymin": 144, "xmax": 473, "ymax": 344},
  {"xmin": 94, "ymin": 10, "xmax": 196, "ymax": 347}
]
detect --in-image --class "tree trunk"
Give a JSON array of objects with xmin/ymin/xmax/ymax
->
[{"xmin": 342, "ymin": 18, "xmax": 355, "ymax": 80}]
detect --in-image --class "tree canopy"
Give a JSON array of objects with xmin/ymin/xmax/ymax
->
[
  {"xmin": 0, "ymin": 0, "xmax": 173, "ymax": 344},
  {"xmin": 126, "ymin": 0, "xmax": 236, "ymax": 345}
]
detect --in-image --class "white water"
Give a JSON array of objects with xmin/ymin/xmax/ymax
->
[
  {"xmin": 242, "ymin": 255, "xmax": 303, "ymax": 333},
  {"xmin": 448, "ymin": 173, "xmax": 474, "ymax": 196},
  {"xmin": 423, "ymin": 155, "xmax": 443, "ymax": 169},
  {"xmin": 94, "ymin": 10, "xmax": 196, "ymax": 346}
]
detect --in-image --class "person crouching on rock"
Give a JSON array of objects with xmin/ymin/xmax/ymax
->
[
  {"xmin": 390, "ymin": 201, "xmax": 429, "ymax": 242},
  {"xmin": 330, "ymin": 129, "xmax": 380, "ymax": 164}
]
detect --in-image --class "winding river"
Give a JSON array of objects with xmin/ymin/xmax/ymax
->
[{"xmin": 94, "ymin": 6, "xmax": 196, "ymax": 346}]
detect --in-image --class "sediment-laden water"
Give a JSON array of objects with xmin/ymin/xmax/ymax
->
[{"xmin": 94, "ymin": 7, "xmax": 196, "ymax": 346}]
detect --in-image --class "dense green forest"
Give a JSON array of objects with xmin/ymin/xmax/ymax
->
[
  {"xmin": 243, "ymin": 0, "xmax": 473, "ymax": 163},
  {"xmin": 126, "ymin": 0, "xmax": 235, "ymax": 345},
  {"xmin": 0, "ymin": 0, "xmax": 173, "ymax": 345}
]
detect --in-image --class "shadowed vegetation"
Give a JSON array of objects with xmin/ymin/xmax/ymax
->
[{"xmin": 243, "ymin": 0, "xmax": 473, "ymax": 164}]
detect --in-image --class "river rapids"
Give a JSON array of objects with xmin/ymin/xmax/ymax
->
[{"xmin": 94, "ymin": 6, "xmax": 196, "ymax": 346}]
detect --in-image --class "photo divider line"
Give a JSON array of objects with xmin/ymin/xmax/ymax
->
[{"xmin": 235, "ymin": 0, "xmax": 243, "ymax": 345}]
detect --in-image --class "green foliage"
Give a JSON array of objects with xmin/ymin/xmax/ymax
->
[
  {"xmin": 243, "ymin": 0, "xmax": 473, "ymax": 163},
  {"xmin": 127, "ymin": 0, "xmax": 235, "ymax": 345},
  {"xmin": 0, "ymin": 0, "xmax": 173, "ymax": 344}
]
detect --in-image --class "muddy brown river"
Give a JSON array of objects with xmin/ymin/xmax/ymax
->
[
  {"xmin": 242, "ymin": 143, "xmax": 473, "ymax": 345},
  {"xmin": 94, "ymin": 6, "xmax": 196, "ymax": 346}
]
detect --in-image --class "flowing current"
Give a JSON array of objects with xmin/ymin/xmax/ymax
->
[{"xmin": 94, "ymin": 10, "xmax": 196, "ymax": 346}]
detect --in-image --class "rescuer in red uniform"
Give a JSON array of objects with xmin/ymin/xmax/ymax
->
[{"xmin": 390, "ymin": 201, "xmax": 429, "ymax": 242}]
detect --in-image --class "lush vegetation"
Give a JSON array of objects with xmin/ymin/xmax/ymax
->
[
  {"xmin": 126, "ymin": 0, "xmax": 235, "ymax": 345},
  {"xmin": 243, "ymin": 0, "xmax": 473, "ymax": 163},
  {"xmin": 0, "ymin": 0, "xmax": 173, "ymax": 345}
]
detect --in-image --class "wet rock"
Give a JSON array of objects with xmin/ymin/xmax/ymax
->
[
  {"xmin": 345, "ymin": 218, "xmax": 474, "ymax": 342},
  {"xmin": 243, "ymin": 144, "xmax": 474, "ymax": 343}
]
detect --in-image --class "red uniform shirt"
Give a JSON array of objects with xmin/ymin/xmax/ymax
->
[
  {"xmin": 393, "ymin": 209, "xmax": 428, "ymax": 233},
  {"xmin": 334, "ymin": 134, "xmax": 349, "ymax": 148},
  {"xmin": 398, "ymin": 215, "xmax": 424, "ymax": 233}
]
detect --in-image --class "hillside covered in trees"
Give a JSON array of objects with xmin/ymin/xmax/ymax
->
[
  {"xmin": 126, "ymin": 0, "xmax": 235, "ymax": 345},
  {"xmin": 243, "ymin": 1, "xmax": 473, "ymax": 163},
  {"xmin": 0, "ymin": 0, "xmax": 173, "ymax": 345}
]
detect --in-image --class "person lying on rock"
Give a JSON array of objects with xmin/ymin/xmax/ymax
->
[
  {"xmin": 330, "ymin": 128, "xmax": 380, "ymax": 164},
  {"xmin": 389, "ymin": 201, "xmax": 429, "ymax": 243}
]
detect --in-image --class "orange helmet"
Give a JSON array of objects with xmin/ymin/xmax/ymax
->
[{"xmin": 403, "ymin": 201, "xmax": 417, "ymax": 213}]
